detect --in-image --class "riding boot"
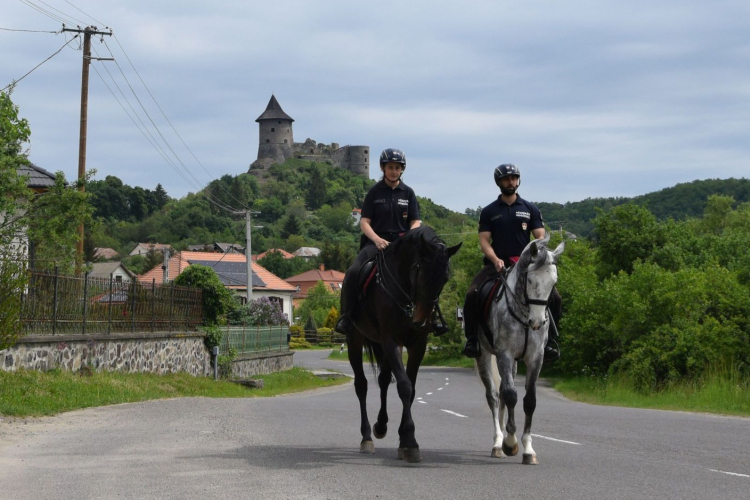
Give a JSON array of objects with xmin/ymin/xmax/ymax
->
[
  {"xmin": 462, "ymin": 334, "xmax": 480, "ymax": 358},
  {"xmin": 335, "ymin": 268, "xmax": 360, "ymax": 335},
  {"xmin": 544, "ymin": 288, "xmax": 562, "ymax": 362}
]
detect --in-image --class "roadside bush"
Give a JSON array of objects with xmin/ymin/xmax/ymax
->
[{"xmin": 174, "ymin": 265, "xmax": 234, "ymax": 325}]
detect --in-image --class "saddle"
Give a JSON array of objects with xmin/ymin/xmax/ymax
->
[{"xmin": 356, "ymin": 259, "xmax": 378, "ymax": 296}]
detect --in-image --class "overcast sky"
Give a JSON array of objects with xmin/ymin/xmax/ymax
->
[{"xmin": 3, "ymin": 0, "xmax": 749, "ymax": 213}]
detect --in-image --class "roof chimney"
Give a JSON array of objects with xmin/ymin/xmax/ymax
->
[{"xmin": 319, "ymin": 264, "xmax": 325, "ymax": 271}]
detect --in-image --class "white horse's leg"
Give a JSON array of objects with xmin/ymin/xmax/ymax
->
[
  {"xmin": 521, "ymin": 354, "xmax": 544, "ymax": 465},
  {"xmin": 476, "ymin": 351, "xmax": 504, "ymax": 458},
  {"xmin": 497, "ymin": 353, "xmax": 519, "ymax": 456}
]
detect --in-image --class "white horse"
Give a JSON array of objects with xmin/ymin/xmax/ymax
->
[{"xmin": 474, "ymin": 233, "xmax": 564, "ymax": 464}]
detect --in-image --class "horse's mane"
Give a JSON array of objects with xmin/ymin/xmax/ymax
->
[{"xmin": 386, "ymin": 226, "xmax": 442, "ymax": 257}]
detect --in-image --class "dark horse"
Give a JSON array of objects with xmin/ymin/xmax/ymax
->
[{"xmin": 346, "ymin": 226, "xmax": 461, "ymax": 463}]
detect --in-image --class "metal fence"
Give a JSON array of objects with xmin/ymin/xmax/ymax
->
[
  {"xmin": 19, "ymin": 269, "xmax": 203, "ymax": 335},
  {"xmin": 221, "ymin": 325, "xmax": 290, "ymax": 356}
]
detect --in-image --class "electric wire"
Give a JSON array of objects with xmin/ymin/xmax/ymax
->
[
  {"xmin": 0, "ymin": 26, "xmax": 60, "ymax": 33},
  {"xmin": 63, "ymin": 0, "xmax": 108, "ymax": 28},
  {"xmin": 90, "ymin": 63, "xmax": 198, "ymax": 193},
  {"xmin": 34, "ymin": 0, "xmax": 88, "ymax": 25},
  {"xmin": 97, "ymin": 41, "xmax": 239, "ymax": 214},
  {"xmin": 2, "ymin": 33, "xmax": 80, "ymax": 92},
  {"xmin": 18, "ymin": 0, "xmax": 72, "ymax": 25},
  {"xmin": 109, "ymin": 35, "xmax": 250, "ymax": 211}
]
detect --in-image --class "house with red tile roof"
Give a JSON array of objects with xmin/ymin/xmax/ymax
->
[
  {"xmin": 138, "ymin": 251, "xmax": 296, "ymax": 321},
  {"xmin": 285, "ymin": 264, "xmax": 345, "ymax": 307},
  {"xmin": 252, "ymin": 248, "xmax": 295, "ymax": 261}
]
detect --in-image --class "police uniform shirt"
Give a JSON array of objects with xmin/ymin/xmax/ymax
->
[
  {"xmin": 478, "ymin": 194, "xmax": 544, "ymax": 265},
  {"xmin": 361, "ymin": 180, "xmax": 420, "ymax": 241}
]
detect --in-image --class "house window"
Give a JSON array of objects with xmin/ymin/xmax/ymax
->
[
  {"xmin": 269, "ymin": 296, "xmax": 284, "ymax": 310},
  {"xmin": 115, "ymin": 275, "xmax": 122, "ymax": 283}
]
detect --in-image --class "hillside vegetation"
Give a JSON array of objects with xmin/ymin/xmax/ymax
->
[
  {"xmin": 537, "ymin": 178, "xmax": 750, "ymax": 238},
  {"xmin": 87, "ymin": 158, "xmax": 475, "ymax": 275}
]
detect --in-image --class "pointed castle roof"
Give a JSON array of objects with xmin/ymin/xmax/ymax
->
[{"xmin": 255, "ymin": 95, "xmax": 294, "ymax": 123}]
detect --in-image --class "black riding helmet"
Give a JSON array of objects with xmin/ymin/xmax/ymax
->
[
  {"xmin": 494, "ymin": 163, "xmax": 520, "ymax": 187},
  {"xmin": 380, "ymin": 148, "xmax": 407, "ymax": 170}
]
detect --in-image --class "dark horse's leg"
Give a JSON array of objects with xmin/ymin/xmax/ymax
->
[
  {"xmin": 381, "ymin": 335, "xmax": 421, "ymax": 463},
  {"xmin": 373, "ymin": 343, "xmax": 391, "ymax": 439},
  {"xmin": 498, "ymin": 352, "xmax": 520, "ymax": 457},
  {"xmin": 405, "ymin": 335, "xmax": 427, "ymax": 405},
  {"xmin": 347, "ymin": 332, "xmax": 374, "ymax": 453}
]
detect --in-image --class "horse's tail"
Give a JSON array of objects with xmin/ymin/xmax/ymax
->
[
  {"xmin": 474, "ymin": 354, "xmax": 501, "ymax": 390},
  {"xmin": 362, "ymin": 337, "xmax": 379, "ymax": 377}
]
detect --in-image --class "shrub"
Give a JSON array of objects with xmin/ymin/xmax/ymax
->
[{"xmin": 174, "ymin": 265, "xmax": 234, "ymax": 325}]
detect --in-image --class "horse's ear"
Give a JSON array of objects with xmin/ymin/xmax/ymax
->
[
  {"xmin": 530, "ymin": 241, "xmax": 538, "ymax": 259},
  {"xmin": 447, "ymin": 242, "xmax": 462, "ymax": 257},
  {"xmin": 551, "ymin": 241, "xmax": 565, "ymax": 264}
]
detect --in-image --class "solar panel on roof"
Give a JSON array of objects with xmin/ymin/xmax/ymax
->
[{"xmin": 188, "ymin": 260, "xmax": 266, "ymax": 288}]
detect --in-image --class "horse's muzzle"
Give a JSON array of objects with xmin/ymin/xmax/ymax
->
[{"xmin": 412, "ymin": 302, "xmax": 435, "ymax": 328}]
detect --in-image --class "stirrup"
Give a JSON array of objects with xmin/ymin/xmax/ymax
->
[{"xmin": 462, "ymin": 338, "xmax": 480, "ymax": 358}]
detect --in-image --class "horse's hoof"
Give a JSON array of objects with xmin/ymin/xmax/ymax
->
[
  {"xmin": 373, "ymin": 422, "xmax": 387, "ymax": 439},
  {"xmin": 502, "ymin": 442, "xmax": 519, "ymax": 457},
  {"xmin": 360, "ymin": 440, "xmax": 375, "ymax": 454},
  {"xmin": 398, "ymin": 447, "xmax": 422, "ymax": 463},
  {"xmin": 522, "ymin": 453, "xmax": 538, "ymax": 465},
  {"xmin": 491, "ymin": 447, "xmax": 506, "ymax": 459}
]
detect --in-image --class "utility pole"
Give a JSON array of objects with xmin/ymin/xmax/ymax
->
[
  {"xmin": 63, "ymin": 25, "xmax": 113, "ymax": 272},
  {"xmin": 244, "ymin": 210, "xmax": 262, "ymax": 304}
]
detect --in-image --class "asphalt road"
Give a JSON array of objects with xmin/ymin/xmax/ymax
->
[{"xmin": 1, "ymin": 349, "xmax": 748, "ymax": 500}]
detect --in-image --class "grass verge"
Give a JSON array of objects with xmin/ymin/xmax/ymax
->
[
  {"xmin": 551, "ymin": 369, "xmax": 750, "ymax": 417},
  {"xmin": 0, "ymin": 367, "xmax": 349, "ymax": 418}
]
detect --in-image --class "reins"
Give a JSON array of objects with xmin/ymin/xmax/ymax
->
[
  {"xmin": 374, "ymin": 242, "xmax": 444, "ymax": 319},
  {"xmin": 496, "ymin": 267, "xmax": 550, "ymax": 361}
]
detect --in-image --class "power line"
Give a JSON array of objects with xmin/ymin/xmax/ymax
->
[
  {"xmin": 2, "ymin": 34, "xmax": 80, "ymax": 92},
  {"xmin": 34, "ymin": 0, "xmax": 87, "ymax": 25},
  {"xmin": 0, "ymin": 26, "xmax": 60, "ymax": 33},
  {"xmin": 97, "ymin": 41, "xmax": 238, "ymax": 213},
  {"xmin": 63, "ymin": 0, "xmax": 108, "ymax": 28},
  {"xmin": 18, "ymin": 0, "xmax": 70, "ymax": 25},
  {"xmin": 110, "ymin": 35, "xmax": 250, "ymax": 211}
]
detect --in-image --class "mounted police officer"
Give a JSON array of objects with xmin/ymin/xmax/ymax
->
[
  {"xmin": 462, "ymin": 163, "xmax": 562, "ymax": 360},
  {"xmin": 335, "ymin": 148, "xmax": 421, "ymax": 335}
]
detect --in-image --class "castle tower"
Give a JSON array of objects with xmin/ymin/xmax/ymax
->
[
  {"xmin": 346, "ymin": 145, "xmax": 370, "ymax": 176},
  {"xmin": 250, "ymin": 95, "xmax": 294, "ymax": 170}
]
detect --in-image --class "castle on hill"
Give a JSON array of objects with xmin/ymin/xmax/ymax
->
[{"xmin": 248, "ymin": 95, "xmax": 370, "ymax": 177}]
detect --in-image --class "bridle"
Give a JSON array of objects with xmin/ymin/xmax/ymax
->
[
  {"xmin": 496, "ymin": 266, "xmax": 551, "ymax": 360},
  {"xmin": 375, "ymin": 246, "xmax": 444, "ymax": 319}
]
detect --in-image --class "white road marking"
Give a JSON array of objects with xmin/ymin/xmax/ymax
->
[
  {"xmin": 437, "ymin": 387, "xmax": 443, "ymax": 391},
  {"xmin": 416, "ymin": 397, "xmax": 423, "ymax": 400},
  {"xmin": 445, "ymin": 378, "xmax": 449, "ymax": 381},
  {"xmin": 709, "ymin": 469, "xmax": 750, "ymax": 478},
  {"xmin": 445, "ymin": 383, "xmax": 449, "ymax": 386},
  {"xmin": 440, "ymin": 409, "xmax": 468, "ymax": 418},
  {"xmin": 530, "ymin": 434, "xmax": 581, "ymax": 445},
  {"xmin": 418, "ymin": 401, "xmax": 428, "ymax": 404},
  {"xmin": 426, "ymin": 392, "xmax": 433, "ymax": 395}
]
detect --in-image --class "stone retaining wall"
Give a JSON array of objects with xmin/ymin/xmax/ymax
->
[
  {"xmin": 1, "ymin": 332, "xmax": 210, "ymax": 376},
  {"xmin": 230, "ymin": 351, "xmax": 294, "ymax": 378}
]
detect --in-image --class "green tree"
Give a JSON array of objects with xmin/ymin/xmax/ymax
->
[
  {"xmin": 174, "ymin": 264, "xmax": 234, "ymax": 325},
  {"xmin": 593, "ymin": 204, "xmax": 661, "ymax": 278},
  {"xmin": 305, "ymin": 165, "xmax": 327, "ymax": 210},
  {"xmin": 318, "ymin": 241, "xmax": 356, "ymax": 272}
]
